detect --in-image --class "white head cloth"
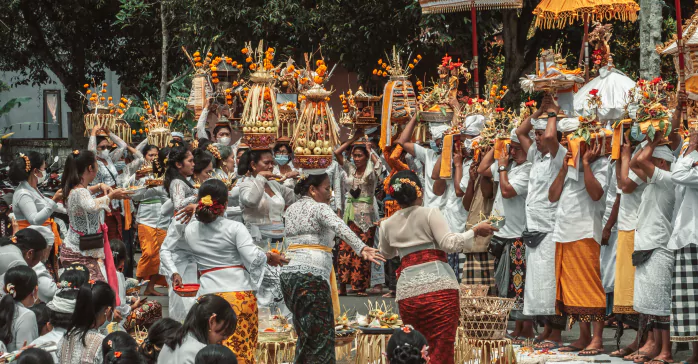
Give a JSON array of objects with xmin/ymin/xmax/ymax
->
[
  {"xmin": 652, "ymin": 145, "xmax": 675, "ymax": 163},
  {"xmin": 558, "ymin": 118, "xmax": 580, "ymax": 133},
  {"xmin": 171, "ymin": 132, "xmax": 185, "ymax": 139},
  {"xmin": 429, "ymin": 123, "xmax": 450, "ymax": 140},
  {"xmin": 510, "ymin": 128, "xmax": 520, "ymax": 143},
  {"xmin": 26, "ymin": 225, "xmax": 54, "ymax": 247},
  {"xmin": 47, "ymin": 291, "xmax": 77, "ymax": 314},
  {"xmin": 531, "ymin": 118, "xmax": 548, "ymax": 130},
  {"xmin": 463, "ymin": 114, "xmax": 485, "ymax": 136}
]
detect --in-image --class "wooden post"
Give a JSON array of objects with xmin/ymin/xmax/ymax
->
[
  {"xmin": 472, "ymin": 0, "xmax": 479, "ymax": 98},
  {"xmin": 676, "ymin": 0, "xmax": 686, "ymax": 120}
]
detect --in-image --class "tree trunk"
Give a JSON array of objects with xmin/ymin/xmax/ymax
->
[
  {"xmin": 65, "ymin": 84, "xmax": 87, "ymax": 149},
  {"xmin": 639, "ymin": 0, "xmax": 662, "ymax": 79},
  {"xmin": 159, "ymin": 2, "xmax": 169, "ymax": 102}
]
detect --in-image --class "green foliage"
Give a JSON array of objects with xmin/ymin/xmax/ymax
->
[{"xmin": 0, "ymin": 81, "xmax": 31, "ymax": 117}]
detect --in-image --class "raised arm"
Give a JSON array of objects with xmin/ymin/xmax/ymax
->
[
  {"xmin": 431, "ymin": 155, "xmax": 446, "ymax": 196},
  {"xmin": 632, "ymin": 136, "xmax": 661, "ymax": 180},
  {"xmin": 333, "ymin": 130, "xmax": 364, "ymax": 166},
  {"xmin": 108, "ymin": 131, "xmax": 128, "ymax": 161},
  {"xmin": 396, "ymin": 113, "xmax": 419, "ymax": 157},
  {"xmin": 602, "ymin": 193, "xmax": 620, "ymax": 246},
  {"xmin": 516, "ymin": 114, "xmax": 536, "ymax": 154},
  {"xmin": 617, "ymin": 135, "xmax": 642, "ymax": 193},
  {"xmin": 238, "ymin": 175, "xmax": 267, "ymax": 208},
  {"xmin": 672, "ymin": 130, "xmax": 698, "ymax": 187},
  {"xmin": 331, "ymin": 164, "xmax": 343, "ymax": 214},
  {"xmin": 88, "ymin": 125, "xmax": 99, "ymax": 153},
  {"xmin": 541, "ymin": 95, "xmax": 561, "ymax": 158},
  {"xmin": 453, "ymin": 153, "xmax": 465, "ymax": 198},
  {"xmin": 582, "ymin": 144, "xmax": 605, "ymax": 201},
  {"xmin": 477, "ymin": 148, "xmax": 495, "ymax": 177},
  {"xmin": 462, "ymin": 164, "xmax": 478, "ymax": 210},
  {"xmin": 196, "ymin": 98, "xmax": 213, "ymax": 140}
]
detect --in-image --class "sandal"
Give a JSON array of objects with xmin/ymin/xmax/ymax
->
[
  {"xmin": 534, "ymin": 340, "xmax": 561, "ymax": 350},
  {"xmin": 634, "ymin": 354, "xmax": 655, "ymax": 363},
  {"xmin": 558, "ymin": 345, "xmax": 584, "ymax": 353},
  {"xmin": 579, "ymin": 348, "xmax": 605, "ymax": 356},
  {"xmin": 611, "ymin": 348, "xmax": 637, "ymax": 358},
  {"xmin": 624, "ymin": 351, "xmax": 643, "ymax": 361},
  {"xmin": 648, "ymin": 360, "xmax": 674, "ymax": 364},
  {"xmin": 382, "ymin": 291, "xmax": 396, "ymax": 298},
  {"xmin": 356, "ymin": 291, "xmax": 368, "ymax": 297}
]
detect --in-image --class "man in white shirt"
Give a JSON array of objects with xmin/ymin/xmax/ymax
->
[
  {"xmin": 545, "ymin": 111, "xmax": 609, "ymax": 355},
  {"xmin": 514, "ymin": 100, "xmax": 567, "ymax": 348},
  {"xmin": 629, "ymin": 136, "xmax": 677, "ymax": 364},
  {"xmin": 668, "ymin": 130, "xmax": 698, "ymax": 361}
]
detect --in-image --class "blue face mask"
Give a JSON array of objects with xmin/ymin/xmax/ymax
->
[
  {"xmin": 114, "ymin": 161, "xmax": 126, "ymax": 172},
  {"xmin": 274, "ymin": 155, "xmax": 290, "ymax": 166},
  {"xmin": 429, "ymin": 140, "xmax": 440, "ymax": 153},
  {"xmin": 99, "ymin": 309, "xmax": 113, "ymax": 332}
]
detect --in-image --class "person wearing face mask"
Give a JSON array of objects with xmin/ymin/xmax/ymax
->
[
  {"xmin": 0, "ymin": 266, "xmax": 40, "ymax": 352},
  {"xmin": 158, "ymin": 294, "xmax": 238, "ymax": 364},
  {"xmin": 196, "ymin": 98, "xmax": 234, "ymax": 146},
  {"xmin": 88, "ymin": 125, "xmax": 131, "ymax": 242},
  {"xmin": 57, "ymin": 281, "xmax": 116, "ymax": 364},
  {"xmin": 334, "ymin": 130, "xmax": 383, "ymax": 297},
  {"xmin": 477, "ymin": 128, "xmax": 533, "ymax": 344},
  {"xmin": 60, "ymin": 149, "xmax": 131, "ymax": 301},
  {"xmin": 10, "ymin": 152, "xmax": 64, "ymax": 276},
  {"xmin": 272, "ymin": 142, "xmax": 300, "ymax": 189},
  {"xmin": 209, "ymin": 144, "xmax": 244, "ymax": 223}
]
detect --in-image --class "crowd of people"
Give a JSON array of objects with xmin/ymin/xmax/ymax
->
[{"xmin": 0, "ymin": 86, "xmax": 695, "ymax": 364}]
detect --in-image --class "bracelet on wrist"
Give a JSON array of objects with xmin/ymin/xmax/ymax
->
[{"xmin": 547, "ymin": 112, "xmax": 557, "ymax": 118}]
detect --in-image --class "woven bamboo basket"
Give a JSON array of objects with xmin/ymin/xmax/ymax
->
[
  {"xmin": 460, "ymin": 297, "xmax": 515, "ymax": 340},
  {"xmin": 147, "ymin": 128, "xmax": 171, "ymax": 149},
  {"xmin": 278, "ymin": 108, "xmax": 297, "ymax": 140},
  {"xmin": 460, "ymin": 284, "xmax": 489, "ymax": 298},
  {"xmin": 187, "ymin": 74, "xmax": 212, "ymax": 111},
  {"xmin": 114, "ymin": 119, "xmax": 132, "ymax": 144},
  {"xmin": 83, "ymin": 111, "xmax": 116, "ymax": 136}
]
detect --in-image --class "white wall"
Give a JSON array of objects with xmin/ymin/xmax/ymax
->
[{"xmin": 0, "ymin": 68, "xmax": 121, "ymax": 139}]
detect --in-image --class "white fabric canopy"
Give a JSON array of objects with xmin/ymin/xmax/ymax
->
[{"xmin": 574, "ymin": 67, "xmax": 635, "ymax": 121}]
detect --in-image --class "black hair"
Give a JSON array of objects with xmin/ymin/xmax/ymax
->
[
  {"xmin": 153, "ymin": 147, "xmax": 170, "ymax": 177},
  {"xmin": 351, "ymin": 144, "xmax": 368, "ymax": 158},
  {"xmin": 386, "ymin": 327, "xmax": 429, "ymax": 364},
  {"xmin": 16, "ymin": 347, "xmax": 53, "ymax": 364},
  {"xmin": 192, "ymin": 148, "xmax": 214, "ymax": 175},
  {"xmin": 0, "ymin": 228, "xmax": 48, "ymax": 256},
  {"xmin": 59, "ymin": 263, "xmax": 91, "ymax": 289},
  {"xmin": 168, "ymin": 139, "xmax": 188, "ymax": 150},
  {"xmin": 96, "ymin": 136, "xmax": 110, "ymax": 149},
  {"xmin": 194, "ymin": 344, "xmax": 238, "ymax": 364},
  {"xmin": 166, "ymin": 294, "xmax": 237, "ymax": 349},
  {"xmin": 49, "ymin": 289, "xmax": 79, "ymax": 329},
  {"xmin": 195, "ymin": 179, "xmax": 229, "ymax": 224},
  {"xmin": 29, "ymin": 302, "xmax": 50, "ymax": 334},
  {"xmin": 198, "ymin": 138, "xmax": 214, "ymax": 152},
  {"xmin": 236, "ymin": 149, "xmax": 272, "ymax": 176},
  {"xmin": 8, "ymin": 151, "xmax": 45, "ymax": 185},
  {"xmin": 163, "ymin": 146, "xmax": 194, "ymax": 195},
  {"xmin": 273, "ymin": 143, "xmax": 291, "ymax": 155},
  {"xmin": 294, "ymin": 173, "xmax": 328, "ymax": 196},
  {"xmin": 65, "ymin": 281, "xmax": 116, "ymax": 346},
  {"xmin": 142, "ymin": 144, "xmax": 159, "ymax": 157},
  {"xmin": 389, "ymin": 170, "xmax": 423, "ymax": 208},
  {"xmin": 102, "ymin": 331, "xmax": 144, "ymax": 364},
  {"xmin": 61, "ymin": 150, "xmax": 97, "ymax": 204},
  {"xmin": 0, "ymin": 266, "xmax": 38, "ymax": 346},
  {"xmin": 110, "ymin": 239, "xmax": 127, "ymax": 268},
  {"xmin": 212, "ymin": 124, "xmax": 231, "ymax": 139},
  {"xmin": 139, "ymin": 318, "xmax": 181, "ymax": 364}
]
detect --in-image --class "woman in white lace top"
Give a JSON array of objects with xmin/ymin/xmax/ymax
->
[
  {"xmin": 60, "ymin": 150, "xmax": 131, "ymax": 298},
  {"xmin": 377, "ymin": 170, "xmax": 497, "ymax": 364},
  {"xmin": 57, "ymin": 281, "xmax": 116, "ymax": 364},
  {"xmin": 237, "ymin": 149, "xmax": 296, "ymax": 319},
  {"xmin": 281, "ymin": 172, "xmax": 384, "ymax": 363}
]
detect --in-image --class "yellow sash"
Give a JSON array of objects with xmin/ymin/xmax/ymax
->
[
  {"xmin": 286, "ymin": 244, "xmax": 339, "ymax": 317},
  {"xmin": 439, "ymin": 134, "xmax": 454, "ymax": 179}
]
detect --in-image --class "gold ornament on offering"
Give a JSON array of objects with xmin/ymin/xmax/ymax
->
[{"xmin": 378, "ymin": 46, "xmax": 421, "ymax": 149}]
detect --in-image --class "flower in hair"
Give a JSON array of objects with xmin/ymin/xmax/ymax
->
[
  {"xmin": 298, "ymin": 174, "xmax": 308, "ymax": 182},
  {"xmin": 108, "ymin": 340, "xmax": 113, "ymax": 348},
  {"xmin": 88, "ymin": 279, "xmax": 96, "ymax": 285},
  {"xmin": 402, "ymin": 325, "xmax": 412, "ymax": 334},
  {"xmin": 75, "ymin": 266, "xmax": 85, "ymax": 271},
  {"xmin": 200, "ymin": 195, "xmax": 213, "ymax": 206},
  {"xmin": 10, "ymin": 236, "xmax": 17, "ymax": 244},
  {"xmin": 58, "ymin": 281, "xmax": 71, "ymax": 289},
  {"xmin": 73, "ymin": 150, "xmax": 80, "ymax": 155},
  {"xmin": 114, "ymin": 352, "xmax": 122, "ymax": 358},
  {"xmin": 5, "ymin": 283, "xmax": 15, "ymax": 297},
  {"xmin": 19, "ymin": 153, "xmax": 31, "ymax": 172}
]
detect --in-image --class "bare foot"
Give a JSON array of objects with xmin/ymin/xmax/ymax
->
[{"xmin": 143, "ymin": 289, "xmax": 165, "ymax": 297}]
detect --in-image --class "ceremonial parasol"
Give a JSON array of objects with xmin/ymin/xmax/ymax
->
[
  {"xmin": 419, "ymin": 0, "xmax": 523, "ymax": 98},
  {"xmin": 532, "ymin": 0, "xmax": 639, "ymax": 81}
]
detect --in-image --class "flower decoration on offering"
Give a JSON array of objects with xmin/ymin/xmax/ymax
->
[
  {"xmin": 520, "ymin": 44, "xmax": 584, "ymax": 94},
  {"xmin": 588, "ymin": 23, "xmax": 614, "ymax": 75},
  {"xmin": 625, "ymin": 77, "xmax": 673, "ymax": 141},
  {"xmin": 183, "ymin": 47, "xmax": 214, "ymax": 117},
  {"xmin": 139, "ymin": 99, "xmax": 173, "ymax": 149},
  {"xmin": 290, "ymin": 57, "xmax": 341, "ymax": 170},
  {"xmin": 489, "ymin": 108, "xmax": 518, "ymax": 159},
  {"xmin": 378, "ymin": 46, "xmax": 421, "ymax": 149},
  {"xmin": 364, "ymin": 300, "xmax": 402, "ymax": 329},
  {"xmin": 419, "ymin": 54, "xmax": 470, "ymax": 124},
  {"xmin": 278, "ymin": 59, "xmax": 302, "ymax": 93},
  {"xmin": 657, "ymin": 8, "xmax": 698, "ymax": 100},
  {"xmin": 80, "ymin": 80, "xmax": 132, "ymax": 136},
  {"xmin": 240, "ymin": 41, "xmax": 281, "ymax": 150}
]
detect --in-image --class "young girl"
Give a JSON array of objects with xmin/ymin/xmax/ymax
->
[
  {"xmin": 109, "ymin": 239, "xmax": 161, "ymax": 332},
  {"xmin": 194, "ymin": 344, "xmax": 238, "ymax": 364},
  {"xmin": 28, "ymin": 303, "xmax": 50, "ymax": 336},
  {"xmin": 57, "ymin": 281, "xmax": 116, "ymax": 364},
  {"xmin": 60, "ymin": 264, "xmax": 91, "ymax": 289},
  {"xmin": 101, "ymin": 331, "xmax": 143, "ymax": 363},
  {"xmin": 386, "ymin": 326, "xmax": 430, "ymax": 364},
  {"xmin": 32, "ymin": 285, "xmax": 78, "ymax": 364},
  {"xmin": 0, "ymin": 228, "xmax": 47, "ymax": 276},
  {"xmin": 0, "ymin": 266, "xmax": 39, "ymax": 352},
  {"xmin": 157, "ymin": 294, "xmax": 237, "ymax": 364},
  {"xmin": 139, "ymin": 318, "xmax": 181, "ymax": 364}
]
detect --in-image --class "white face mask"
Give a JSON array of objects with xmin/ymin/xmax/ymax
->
[
  {"xmin": 218, "ymin": 137, "xmax": 231, "ymax": 146},
  {"xmin": 99, "ymin": 149, "xmax": 110, "ymax": 160},
  {"xmin": 35, "ymin": 170, "xmax": 47, "ymax": 184}
]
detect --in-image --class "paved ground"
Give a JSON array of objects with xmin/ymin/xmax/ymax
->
[{"xmin": 130, "ymin": 252, "xmax": 691, "ymax": 363}]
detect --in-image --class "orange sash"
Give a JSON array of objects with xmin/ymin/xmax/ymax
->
[
  {"xmin": 123, "ymin": 200, "xmax": 132, "ymax": 230},
  {"xmin": 16, "ymin": 219, "xmax": 63, "ymax": 255}
]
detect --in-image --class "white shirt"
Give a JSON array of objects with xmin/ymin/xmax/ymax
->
[
  {"xmin": 157, "ymin": 333, "xmax": 206, "ymax": 364},
  {"xmin": 12, "ymin": 181, "xmax": 57, "ymax": 225},
  {"xmin": 490, "ymin": 160, "xmax": 532, "ymax": 239},
  {"xmin": 618, "ymin": 152, "xmax": 647, "ymax": 231},
  {"xmin": 33, "ymin": 262, "xmax": 57, "ymax": 303},
  {"xmin": 8, "ymin": 302, "xmax": 38, "ymax": 352},
  {"xmin": 442, "ymin": 160, "xmax": 472, "ymax": 233},
  {"xmin": 413, "ymin": 144, "xmax": 442, "ymax": 208},
  {"xmin": 667, "ymin": 151, "xmax": 698, "ymax": 250},
  {"xmin": 525, "ymin": 144, "xmax": 564, "ymax": 233},
  {"xmin": 551, "ymin": 154, "xmax": 609, "ymax": 244},
  {"xmin": 602, "ymin": 159, "xmax": 619, "ymax": 232},
  {"xmin": 31, "ymin": 327, "xmax": 66, "ymax": 363},
  {"xmin": 634, "ymin": 168, "xmax": 676, "ymax": 251},
  {"xmin": 183, "ymin": 217, "xmax": 267, "ymax": 295}
]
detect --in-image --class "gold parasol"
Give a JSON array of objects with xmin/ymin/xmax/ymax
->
[{"xmin": 532, "ymin": 0, "xmax": 640, "ymax": 29}]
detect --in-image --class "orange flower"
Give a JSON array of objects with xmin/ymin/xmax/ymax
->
[
  {"xmin": 212, "ymin": 78, "xmax": 220, "ymax": 83},
  {"xmin": 193, "ymin": 51, "xmax": 200, "ymax": 57},
  {"xmin": 86, "ymin": 89, "xmax": 92, "ymax": 94},
  {"xmin": 131, "ymin": 130, "xmax": 136, "ymax": 135},
  {"xmin": 245, "ymin": 57, "xmax": 252, "ymax": 63},
  {"xmin": 249, "ymin": 64, "xmax": 257, "ymax": 70},
  {"xmin": 83, "ymin": 83, "xmax": 89, "ymax": 88},
  {"xmin": 101, "ymin": 89, "xmax": 107, "ymax": 93},
  {"xmin": 372, "ymin": 69, "xmax": 378, "ymax": 75},
  {"xmin": 108, "ymin": 96, "xmax": 113, "ymax": 101},
  {"xmin": 210, "ymin": 66, "xmax": 217, "ymax": 72},
  {"xmin": 241, "ymin": 48, "xmax": 248, "ymax": 54},
  {"xmin": 314, "ymin": 76, "xmax": 323, "ymax": 84},
  {"xmin": 145, "ymin": 127, "xmax": 149, "ymax": 133},
  {"xmin": 267, "ymin": 47, "xmax": 274, "ymax": 53}
]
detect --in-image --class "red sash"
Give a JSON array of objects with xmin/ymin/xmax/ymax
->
[{"xmin": 396, "ymin": 249, "xmax": 447, "ymax": 280}]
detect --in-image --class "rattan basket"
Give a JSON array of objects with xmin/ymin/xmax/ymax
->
[
  {"xmin": 460, "ymin": 297, "xmax": 515, "ymax": 340},
  {"xmin": 460, "ymin": 284, "xmax": 489, "ymax": 298}
]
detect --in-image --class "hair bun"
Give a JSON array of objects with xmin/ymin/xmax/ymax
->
[{"xmin": 392, "ymin": 345, "xmax": 425, "ymax": 364}]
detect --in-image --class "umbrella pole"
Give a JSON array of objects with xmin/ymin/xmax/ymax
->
[
  {"xmin": 675, "ymin": 0, "xmax": 686, "ymax": 120},
  {"xmin": 471, "ymin": 1, "xmax": 479, "ymax": 98},
  {"xmin": 584, "ymin": 14, "xmax": 590, "ymax": 82}
]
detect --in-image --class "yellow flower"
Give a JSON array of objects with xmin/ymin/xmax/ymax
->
[{"xmin": 200, "ymin": 195, "xmax": 213, "ymax": 206}]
